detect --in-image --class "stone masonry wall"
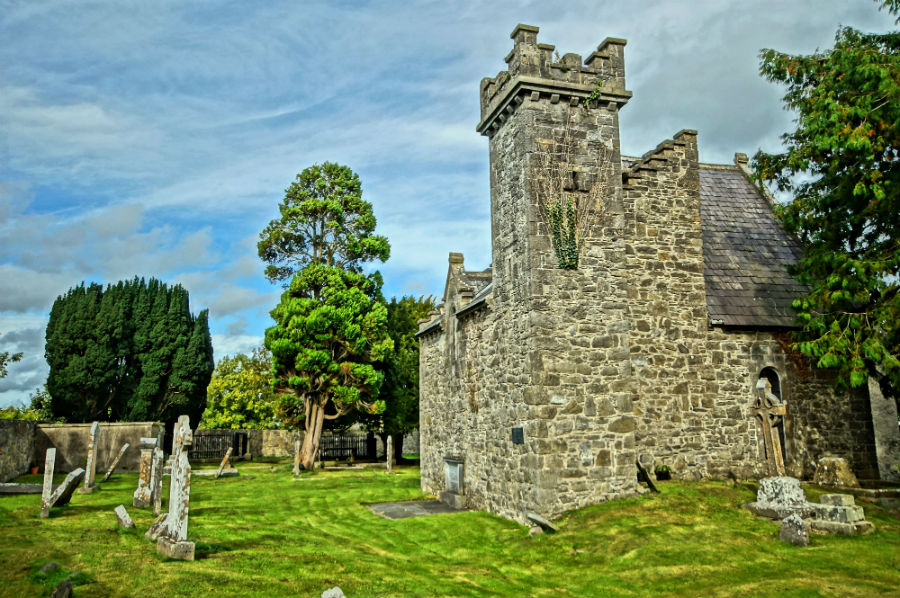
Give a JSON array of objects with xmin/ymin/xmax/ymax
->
[
  {"xmin": 34, "ymin": 421, "xmax": 163, "ymax": 473},
  {"xmin": 0, "ymin": 419, "xmax": 36, "ymax": 482}
]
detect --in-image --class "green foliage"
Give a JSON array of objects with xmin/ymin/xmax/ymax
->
[
  {"xmin": 265, "ymin": 264, "xmax": 393, "ymax": 428},
  {"xmin": 257, "ymin": 162, "xmax": 391, "ymax": 284},
  {"xmin": 753, "ymin": 2, "xmax": 900, "ymax": 399},
  {"xmin": 355, "ymin": 295, "xmax": 436, "ymax": 440},
  {"xmin": 0, "ymin": 332, "xmax": 23, "ymax": 379},
  {"xmin": 200, "ymin": 347, "xmax": 280, "ymax": 430},
  {"xmin": 547, "ymin": 196, "xmax": 580, "ymax": 269},
  {"xmin": 44, "ymin": 278, "xmax": 214, "ymax": 423}
]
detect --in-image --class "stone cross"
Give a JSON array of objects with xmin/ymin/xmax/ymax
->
[
  {"xmin": 102, "ymin": 443, "xmax": 130, "ymax": 482},
  {"xmin": 293, "ymin": 439, "xmax": 301, "ymax": 476},
  {"xmin": 78, "ymin": 421, "xmax": 100, "ymax": 493},
  {"xmin": 133, "ymin": 437, "xmax": 158, "ymax": 508},
  {"xmin": 150, "ymin": 446, "xmax": 164, "ymax": 516},
  {"xmin": 157, "ymin": 414, "xmax": 195, "ymax": 561},
  {"xmin": 40, "ymin": 448, "xmax": 57, "ymax": 519},
  {"xmin": 752, "ymin": 379, "xmax": 786, "ymax": 476},
  {"xmin": 214, "ymin": 447, "xmax": 233, "ymax": 479}
]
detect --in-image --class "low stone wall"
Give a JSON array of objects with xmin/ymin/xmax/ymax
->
[
  {"xmin": 34, "ymin": 422, "xmax": 164, "ymax": 473},
  {"xmin": 247, "ymin": 429, "xmax": 303, "ymax": 458},
  {"xmin": 0, "ymin": 420, "xmax": 37, "ymax": 482}
]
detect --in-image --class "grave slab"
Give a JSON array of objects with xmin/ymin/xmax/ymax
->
[{"xmin": 367, "ymin": 500, "xmax": 466, "ymax": 520}]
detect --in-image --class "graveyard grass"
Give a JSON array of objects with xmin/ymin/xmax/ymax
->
[{"xmin": 1, "ymin": 463, "xmax": 898, "ymax": 598}]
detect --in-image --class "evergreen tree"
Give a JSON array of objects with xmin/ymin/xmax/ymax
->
[
  {"xmin": 753, "ymin": 1, "xmax": 899, "ymax": 400},
  {"xmin": 45, "ymin": 277, "xmax": 214, "ymax": 422}
]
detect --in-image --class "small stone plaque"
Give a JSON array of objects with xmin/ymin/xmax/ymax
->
[{"xmin": 511, "ymin": 427, "xmax": 524, "ymax": 444}]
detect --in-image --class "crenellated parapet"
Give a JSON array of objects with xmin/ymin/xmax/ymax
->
[
  {"xmin": 477, "ymin": 24, "xmax": 632, "ymax": 137},
  {"xmin": 622, "ymin": 129, "xmax": 698, "ymax": 188}
]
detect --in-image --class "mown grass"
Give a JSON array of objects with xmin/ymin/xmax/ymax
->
[{"xmin": 1, "ymin": 462, "xmax": 897, "ymax": 597}]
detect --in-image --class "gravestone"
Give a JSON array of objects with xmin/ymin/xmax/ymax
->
[
  {"xmin": 133, "ymin": 437, "xmax": 158, "ymax": 507},
  {"xmin": 146, "ymin": 513, "xmax": 169, "ymax": 541},
  {"xmin": 440, "ymin": 457, "xmax": 465, "ymax": 509},
  {"xmin": 293, "ymin": 439, "xmax": 301, "ymax": 476},
  {"xmin": 78, "ymin": 421, "xmax": 100, "ymax": 493},
  {"xmin": 744, "ymin": 476, "xmax": 813, "ymax": 519},
  {"xmin": 214, "ymin": 447, "xmax": 233, "ymax": 479},
  {"xmin": 40, "ymin": 448, "xmax": 57, "ymax": 518},
  {"xmin": 386, "ymin": 436, "xmax": 393, "ymax": 473},
  {"xmin": 157, "ymin": 415, "xmax": 195, "ymax": 560},
  {"xmin": 41, "ymin": 468, "xmax": 85, "ymax": 517},
  {"xmin": 813, "ymin": 457, "xmax": 860, "ymax": 488},
  {"xmin": 102, "ymin": 443, "xmax": 130, "ymax": 482},
  {"xmin": 752, "ymin": 379, "xmax": 786, "ymax": 476},
  {"xmin": 779, "ymin": 513, "xmax": 810, "ymax": 547},
  {"xmin": 150, "ymin": 446, "xmax": 164, "ymax": 516},
  {"xmin": 114, "ymin": 505, "xmax": 135, "ymax": 529},
  {"xmin": 809, "ymin": 493, "xmax": 875, "ymax": 535}
]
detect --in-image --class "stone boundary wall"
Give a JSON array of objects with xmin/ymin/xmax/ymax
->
[
  {"xmin": 0, "ymin": 420, "xmax": 37, "ymax": 482},
  {"xmin": 34, "ymin": 422, "xmax": 164, "ymax": 473},
  {"xmin": 246, "ymin": 429, "xmax": 302, "ymax": 458}
]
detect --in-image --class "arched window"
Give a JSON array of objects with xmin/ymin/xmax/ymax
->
[{"xmin": 753, "ymin": 368, "xmax": 787, "ymax": 475}]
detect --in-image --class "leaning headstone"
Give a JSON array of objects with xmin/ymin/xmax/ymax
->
[
  {"xmin": 157, "ymin": 415, "xmax": 195, "ymax": 561},
  {"xmin": 40, "ymin": 448, "xmax": 57, "ymax": 518},
  {"xmin": 150, "ymin": 446, "xmax": 164, "ymax": 516},
  {"xmin": 102, "ymin": 443, "xmax": 130, "ymax": 482},
  {"xmin": 50, "ymin": 578, "xmax": 73, "ymax": 598},
  {"xmin": 526, "ymin": 512, "xmax": 559, "ymax": 533},
  {"xmin": 0, "ymin": 483, "xmax": 44, "ymax": 494},
  {"xmin": 78, "ymin": 421, "xmax": 100, "ymax": 494},
  {"xmin": 114, "ymin": 505, "xmax": 135, "ymax": 529},
  {"xmin": 41, "ymin": 468, "xmax": 85, "ymax": 517},
  {"xmin": 744, "ymin": 476, "xmax": 813, "ymax": 519},
  {"xmin": 145, "ymin": 513, "xmax": 169, "ymax": 541},
  {"xmin": 813, "ymin": 457, "xmax": 860, "ymax": 488},
  {"xmin": 321, "ymin": 587, "xmax": 346, "ymax": 598},
  {"xmin": 779, "ymin": 514, "xmax": 810, "ymax": 546},
  {"xmin": 293, "ymin": 439, "xmax": 301, "ymax": 477},
  {"xmin": 133, "ymin": 437, "xmax": 157, "ymax": 508},
  {"xmin": 214, "ymin": 447, "xmax": 233, "ymax": 480}
]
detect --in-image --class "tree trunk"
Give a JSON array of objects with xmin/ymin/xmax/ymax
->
[
  {"xmin": 393, "ymin": 434, "xmax": 405, "ymax": 464},
  {"xmin": 299, "ymin": 401, "xmax": 326, "ymax": 470}
]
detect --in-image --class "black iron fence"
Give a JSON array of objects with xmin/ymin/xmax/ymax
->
[
  {"xmin": 319, "ymin": 433, "xmax": 376, "ymax": 462},
  {"xmin": 191, "ymin": 430, "xmax": 248, "ymax": 460}
]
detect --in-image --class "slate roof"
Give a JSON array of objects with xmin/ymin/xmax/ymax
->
[{"xmin": 699, "ymin": 166, "xmax": 805, "ymax": 328}]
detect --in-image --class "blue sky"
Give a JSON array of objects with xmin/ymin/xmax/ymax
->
[{"xmin": 1, "ymin": 0, "xmax": 895, "ymax": 408}]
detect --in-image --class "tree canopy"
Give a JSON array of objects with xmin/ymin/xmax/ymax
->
[
  {"xmin": 0, "ymin": 332, "xmax": 23, "ymax": 379},
  {"xmin": 753, "ymin": 1, "xmax": 900, "ymax": 400},
  {"xmin": 45, "ymin": 278, "xmax": 214, "ymax": 422},
  {"xmin": 266, "ymin": 264, "xmax": 392, "ymax": 469},
  {"xmin": 258, "ymin": 162, "xmax": 390, "ymax": 284},
  {"xmin": 200, "ymin": 347, "xmax": 280, "ymax": 430}
]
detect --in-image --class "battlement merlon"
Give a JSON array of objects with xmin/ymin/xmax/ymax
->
[{"xmin": 477, "ymin": 25, "xmax": 632, "ymax": 136}]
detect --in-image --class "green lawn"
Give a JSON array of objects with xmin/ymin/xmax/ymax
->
[{"xmin": 1, "ymin": 463, "xmax": 897, "ymax": 597}]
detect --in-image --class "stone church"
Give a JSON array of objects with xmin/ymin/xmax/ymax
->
[{"xmin": 416, "ymin": 25, "xmax": 899, "ymax": 523}]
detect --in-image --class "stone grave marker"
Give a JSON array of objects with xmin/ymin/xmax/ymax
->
[
  {"xmin": 157, "ymin": 415, "xmax": 195, "ymax": 560},
  {"xmin": 813, "ymin": 457, "xmax": 860, "ymax": 488},
  {"xmin": 150, "ymin": 446, "xmax": 164, "ymax": 516},
  {"xmin": 809, "ymin": 493, "xmax": 875, "ymax": 535},
  {"xmin": 133, "ymin": 437, "xmax": 157, "ymax": 508},
  {"xmin": 744, "ymin": 476, "xmax": 812, "ymax": 519},
  {"xmin": 114, "ymin": 505, "xmax": 135, "ymax": 529},
  {"xmin": 41, "ymin": 468, "xmax": 85, "ymax": 517},
  {"xmin": 779, "ymin": 513, "xmax": 809, "ymax": 546},
  {"xmin": 386, "ymin": 436, "xmax": 393, "ymax": 473},
  {"xmin": 102, "ymin": 443, "xmax": 130, "ymax": 482},
  {"xmin": 214, "ymin": 447, "xmax": 233, "ymax": 479},
  {"xmin": 752, "ymin": 379, "xmax": 786, "ymax": 476},
  {"xmin": 293, "ymin": 439, "xmax": 301, "ymax": 476},
  {"xmin": 146, "ymin": 513, "xmax": 169, "ymax": 541},
  {"xmin": 78, "ymin": 421, "xmax": 100, "ymax": 493},
  {"xmin": 40, "ymin": 448, "xmax": 57, "ymax": 518}
]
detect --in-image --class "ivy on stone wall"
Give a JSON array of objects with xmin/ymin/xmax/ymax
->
[{"xmin": 547, "ymin": 196, "xmax": 579, "ymax": 269}]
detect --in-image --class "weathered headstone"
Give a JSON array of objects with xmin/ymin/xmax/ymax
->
[
  {"xmin": 813, "ymin": 457, "xmax": 860, "ymax": 488},
  {"xmin": 41, "ymin": 468, "xmax": 85, "ymax": 517},
  {"xmin": 157, "ymin": 415, "xmax": 195, "ymax": 560},
  {"xmin": 526, "ymin": 512, "xmax": 559, "ymax": 533},
  {"xmin": 386, "ymin": 436, "xmax": 393, "ymax": 473},
  {"xmin": 150, "ymin": 446, "xmax": 164, "ymax": 516},
  {"xmin": 50, "ymin": 578, "xmax": 73, "ymax": 598},
  {"xmin": 744, "ymin": 476, "xmax": 812, "ymax": 519},
  {"xmin": 321, "ymin": 587, "xmax": 346, "ymax": 598},
  {"xmin": 752, "ymin": 379, "xmax": 786, "ymax": 476},
  {"xmin": 114, "ymin": 504, "xmax": 135, "ymax": 529},
  {"xmin": 40, "ymin": 448, "xmax": 57, "ymax": 518},
  {"xmin": 78, "ymin": 421, "xmax": 100, "ymax": 493},
  {"xmin": 293, "ymin": 439, "xmax": 301, "ymax": 477},
  {"xmin": 214, "ymin": 447, "xmax": 233, "ymax": 479},
  {"xmin": 102, "ymin": 443, "xmax": 130, "ymax": 482},
  {"xmin": 146, "ymin": 513, "xmax": 169, "ymax": 541},
  {"xmin": 133, "ymin": 437, "xmax": 158, "ymax": 507},
  {"xmin": 0, "ymin": 483, "xmax": 44, "ymax": 494},
  {"xmin": 779, "ymin": 513, "xmax": 810, "ymax": 547}
]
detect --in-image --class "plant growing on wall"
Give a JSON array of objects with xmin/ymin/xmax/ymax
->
[{"xmin": 546, "ymin": 196, "xmax": 579, "ymax": 269}]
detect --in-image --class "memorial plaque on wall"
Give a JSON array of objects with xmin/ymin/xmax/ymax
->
[{"xmin": 511, "ymin": 427, "xmax": 524, "ymax": 444}]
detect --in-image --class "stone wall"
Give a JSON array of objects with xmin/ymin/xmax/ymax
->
[
  {"xmin": 0, "ymin": 420, "xmax": 36, "ymax": 482},
  {"xmin": 34, "ymin": 422, "xmax": 164, "ymax": 473},
  {"xmin": 246, "ymin": 429, "xmax": 302, "ymax": 458}
]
